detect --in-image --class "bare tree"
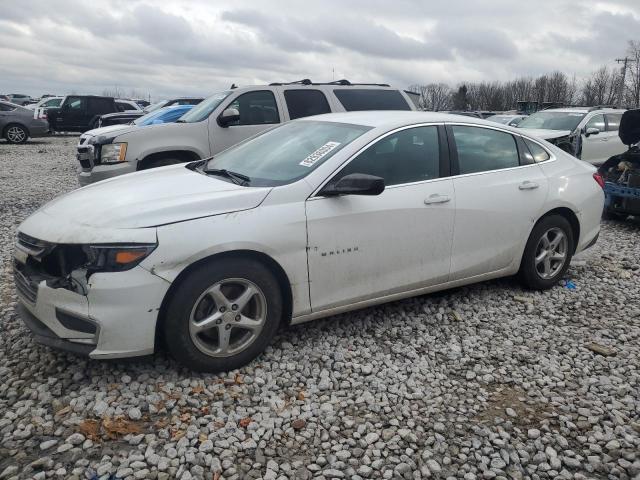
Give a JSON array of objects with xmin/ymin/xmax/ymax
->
[
  {"xmin": 408, "ymin": 83, "xmax": 451, "ymax": 110},
  {"xmin": 624, "ymin": 40, "xmax": 640, "ymax": 107},
  {"xmin": 581, "ymin": 67, "xmax": 619, "ymax": 106}
]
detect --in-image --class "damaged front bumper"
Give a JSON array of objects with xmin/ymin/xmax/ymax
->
[{"xmin": 13, "ymin": 230, "xmax": 171, "ymax": 359}]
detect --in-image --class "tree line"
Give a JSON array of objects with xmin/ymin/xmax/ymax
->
[{"xmin": 409, "ymin": 40, "xmax": 640, "ymax": 112}]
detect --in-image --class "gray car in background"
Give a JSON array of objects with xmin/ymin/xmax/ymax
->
[{"xmin": 0, "ymin": 101, "xmax": 49, "ymax": 144}]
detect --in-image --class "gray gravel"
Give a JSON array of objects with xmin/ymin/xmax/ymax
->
[{"xmin": 1, "ymin": 136, "xmax": 639, "ymax": 480}]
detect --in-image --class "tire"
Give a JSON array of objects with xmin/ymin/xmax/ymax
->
[
  {"xmin": 141, "ymin": 157, "xmax": 182, "ymax": 170},
  {"xmin": 519, "ymin": 214, "xmax": 574, "ymax": 290},
  {"xmin": 163, "ymin": 257, "xmax": 283, "ymax": 372},
  {"xmin": 4, "ymin": 124, "xmax": 29, "ymax": 144}
]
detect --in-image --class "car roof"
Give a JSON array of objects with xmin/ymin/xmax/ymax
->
[{"xmin": 297, "ymin": 110, "xmax": 499, "ymax": 129}]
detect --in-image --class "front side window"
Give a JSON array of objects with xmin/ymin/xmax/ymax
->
[
  {"xmin": 204, "ymin": 121, "xmax": 371, "ymax": 186},
  {"xmin": 65, "ymin": 97, "xmax": 85, "ymax": 110},
  {"xmin": 585, "ymin": 114, "xmax": 605, "ymax": 132},
  {"xmin": 225, "ymin": 90, "xmax": 280, "ymax": 126},
  {"xmin": 337, "ymin": 126, "xmax": 440, "ymax": 186},
  {"xmin": 605, "ymin": 113, "xmax": 622, "ymax": 131},
  {"xmin": 284, "ymin": 90, "xmax": 331, "ymax": 120},
  {"xmin": 452, "ymin": 125, "xmax": 519, "ymax": 174},
  {"xmin": 334, "ymin": 89, "xmax": 410, "ymax": 111}
]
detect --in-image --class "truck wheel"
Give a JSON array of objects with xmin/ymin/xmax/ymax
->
[
  {"xmin": 4, "ymin": 124, "xmax": 29, "ymax": 144},
  {"xmin": 519, "ymin": 215, "xmax": 574, "ymax": 290},
  {"xmin": 162, "ymin": 257, "xmax": 283, "ymax": 372}
]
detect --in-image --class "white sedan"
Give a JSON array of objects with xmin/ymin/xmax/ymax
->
[{"xmin": 14, "ymin": 112, "xmax": 604, "ymax": 371}]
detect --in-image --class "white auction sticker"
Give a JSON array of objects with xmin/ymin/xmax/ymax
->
[{"xmin": 299, "ymin": 141, "xmax": 341, "ymax": 167}]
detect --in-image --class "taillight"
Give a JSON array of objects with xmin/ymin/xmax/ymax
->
[{"xmin": 593, "ymin": 172, "xmax": 605, "ymax": 189}]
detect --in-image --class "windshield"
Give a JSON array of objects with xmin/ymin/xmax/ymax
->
[
  {"xmin": 204, "ymin": 120, "xmax": 372, "ymax": 186},
  {"xmin": 133, "ymin": 105, "xmax": 193, "ymax": 126},
  {"xmin": 517, "ymin": 111, "xmax": 585, "ymax": 131},
  {"xmin": 179, "ymin": 91, "xmax": 231, "ymax": 123}
]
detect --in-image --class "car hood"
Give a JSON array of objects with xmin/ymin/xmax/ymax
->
[
  {"xmin": 38, "ymin": 164, "xmax": 271, "ymax": 229},
  {"xmin": 517, "ymin": 128, "xmax": 572, "ymax": 140},
  {"xmin": 82, "ymin": 124, "xmax": 137, "ymax": 140}
]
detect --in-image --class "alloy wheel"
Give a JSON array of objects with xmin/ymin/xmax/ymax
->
[
  {"xmin": 7, "ymin": 126, "xmax": 26, "ymax": 143},
  {"xmin": 534, "ymin": 227, "xmax": 568, "ymax": 279},
  {"xmin": 188, "ymin": 278, "xmax": 267, "ymax": 357}
]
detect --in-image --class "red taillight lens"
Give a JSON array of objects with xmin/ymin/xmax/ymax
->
[{"xmin": 593, "ymin": 172, "xmax": 605, "ymax": 189}]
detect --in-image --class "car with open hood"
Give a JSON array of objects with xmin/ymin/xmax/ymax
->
[
  {"xmin": 517, "ymin": 106, "xmax": 627, "ymax": 165},
  {"xmin": 15, "ymin": 111, "xmax": 604, "ymax": 371}
]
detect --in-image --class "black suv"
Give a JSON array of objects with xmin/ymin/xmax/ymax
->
[{"xmin": 47, "ymin": 95, "xmax": 120, "ymax": 132}]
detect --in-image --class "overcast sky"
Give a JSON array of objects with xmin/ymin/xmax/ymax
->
[{"xmin": 1, "ymin": 0, "xmax": 639, "ymax": 100}]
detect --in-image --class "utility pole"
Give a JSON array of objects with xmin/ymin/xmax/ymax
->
[{"xmin": 615, "ymin": 57, "xmax": 633, "ymax": 107}]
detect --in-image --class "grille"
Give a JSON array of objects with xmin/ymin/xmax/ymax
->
[
  {"xmin": 76, "ymin": 145, "xmax": 95, "ymax": 170},
  {"xmin": 14, "ymin": 262, "xmax": 38, "ymax": 304}
]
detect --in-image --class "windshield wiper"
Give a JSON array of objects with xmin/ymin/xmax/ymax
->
[
  {"xmin": 175, "ymin": 119, "xmax": 186, "ymax": 123},
  {"xmin": 202, "ymin": 168, "xmax": 251, "ymax": 185}
]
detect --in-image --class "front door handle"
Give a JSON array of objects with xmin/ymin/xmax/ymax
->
[
  {"xmin": 424, "ymin": 194, "xmax": 451, "ymax": 205},
  {"xmin": 518, "ymin": 181, "xmax": 539, "ymax": 190}
]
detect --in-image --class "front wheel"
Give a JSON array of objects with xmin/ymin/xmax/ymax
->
[
  {"xmin": 519, "ymin": 215, "xmax": 574, "ymax": 290},
  {"xmin": 163, "ymin": 257, "xmax": 283, "ymax": 372},
  {"xmin": 4, "ymin": 124, "xmax": 28, "ymax": 144}
]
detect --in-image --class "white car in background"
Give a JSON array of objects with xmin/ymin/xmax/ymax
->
[
  {"xmin": 14, "ymin": 112, "xmax": 604, "ymax": 371},
  {"xmin": 485, "ymin": 114, "xmax": 528, "ymax": 127},
  {"xmin": 517, "ymin": 107, "xmax": 627, "ymax": 165}
]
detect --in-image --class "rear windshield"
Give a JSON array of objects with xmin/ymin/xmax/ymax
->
[{"xmin": 333, "ymin": 89, "xmax": 410, "ymax": 111}]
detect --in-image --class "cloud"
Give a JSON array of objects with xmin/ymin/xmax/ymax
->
[{"xmin": 0, "ymin": 0, "xmax": 638, "ymax": 99}]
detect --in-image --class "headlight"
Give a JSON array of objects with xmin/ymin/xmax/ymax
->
[
  {"xmin": 82, "ymin": 244, "xmax": 156, "ymax": 272},
  {"xmin": 100, "ymin": 142, "xmax": 127, "ymax": 164}
]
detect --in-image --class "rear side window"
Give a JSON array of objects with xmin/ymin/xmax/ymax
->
[
  {"xmin": 333, "ymin": 89, "xmax": 410, "ymax": 111},
  {"xmin": 605, "ymin": 113, "xmax": 622, "ymax": 132},
  {"xmin": 523, "ymin": 138, "xmax": 551, "ymax": 162},
  {"xmin": 226, "ymin": 91, "xmax": 280, "ymax": 126},
  {"xmin": 88, "ymin": 97, "xmax": 114, "ymax": 114},
  {"xmin": 452, "ymin": 126, "xmax": 519, "ymax": 174},
  {"xmin": 284, "ymin": 90, "xmax": 331, "ymax": 120},
  {"xmin": 337, "ymin": 126, "xmax": 440, "ymax": 186}
]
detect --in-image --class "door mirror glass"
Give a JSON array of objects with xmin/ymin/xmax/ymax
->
[
  {"xmin": 321, "ymin": 173, "xmax": 385, "ymax": 196},
  {"xmin": 585, "ymin": 127, "xmax": 600, "ymax": 137},
  {"xmin": 217, "ymin": 108, "xmax": 240, "ymax": 127}
]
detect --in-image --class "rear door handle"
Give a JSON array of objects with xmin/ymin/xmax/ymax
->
[
  {"xmin": 424, "ymin": 194, "xmax": 451, "ymax": 205},
  {"xmin": 518, "ymin": 181, "xmax": 539, "ymax": 190}
]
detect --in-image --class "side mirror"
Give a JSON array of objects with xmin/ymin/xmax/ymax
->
[
  {"xmin": 585, "ymin": 127, "xmax": 600, "ymax": 137},
  {"xmin": 217, "ymin": 108, "xmax": 240, "ymax": 127},
  {"xmin": 320, "ymin": 173, "xmax": 385, "ymax": 197}
]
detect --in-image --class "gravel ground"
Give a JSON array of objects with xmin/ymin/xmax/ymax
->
[{"xmin": 0, "ymin": 136, "xmax": 639, "ymax": 480}]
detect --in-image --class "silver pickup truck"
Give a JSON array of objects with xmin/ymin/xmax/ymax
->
[{"xmin": 75, "ymin": 80, "xmax": 417, "ymax": 186}]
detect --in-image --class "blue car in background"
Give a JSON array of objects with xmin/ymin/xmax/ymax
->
[
  {"xmin": 97, "ymin": 104, "xmax": 194, "ymax": 128},
  {"xmin": 133, "ymin": 104, "xmax": 194, "ymax": 126}
]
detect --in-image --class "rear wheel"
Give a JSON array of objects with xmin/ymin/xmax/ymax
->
[
  {"xmin": 519, "ymin": 215, "xmax": 574, "ymax": 290},
  {"xmin": 4, "ymin": 124, "xmax": 28, "ymax": 144},
  {"xmin": 163, "ymin": 257, "xmax": 283, "ymax": 372}
]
